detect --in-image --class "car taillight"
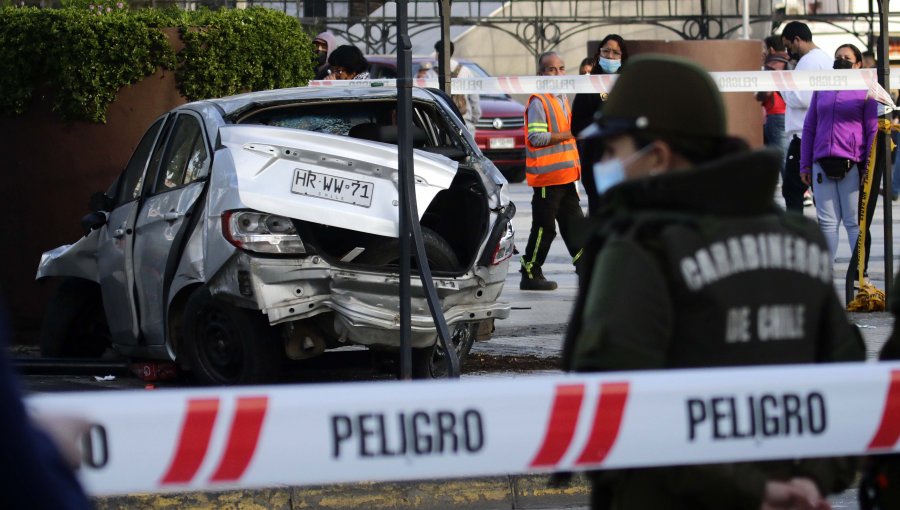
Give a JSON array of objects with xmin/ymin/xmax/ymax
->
[
  {"xmin": 222, "ymin": 210, "xmax": 306, "ymax": 255},
  {"xmin": 491, "ymin": 222, "xmax": 515, "ymax": 265}
]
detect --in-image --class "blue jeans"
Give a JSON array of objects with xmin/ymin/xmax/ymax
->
[
  {"xmin": 812, "ymin": 161, "xmax": 860, "ymax": 262},
  {"xmin": 763, "ymin": 114, "xmax": 785, "ymax": 148},
  {"xmin": 764, "ymin": 114, "xmax": 785, "ymax": 172}
]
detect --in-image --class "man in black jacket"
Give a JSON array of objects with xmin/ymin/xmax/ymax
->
[{"xmin": 565, "ymin": 54, "xmax": 865, "ymax": 510}]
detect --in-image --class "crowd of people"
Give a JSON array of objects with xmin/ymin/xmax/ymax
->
[{"xmin": 514, "ymin": 22, "xmax": 896, "ymax": 510}]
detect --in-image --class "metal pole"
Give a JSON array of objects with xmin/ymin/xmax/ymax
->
[
  {"xmin": 397, "ymin": 0, "xmax": 413, "ymax": 380},
  {"xmin": 396, "ymin": 0, "xmax": 460, "ymax": 379},
  {"xmin": 437, "ymin": 0, "xmax": 452, "ymax": 96},
  {"xmin": 741, "ymin": 0, "xmax": 750, "ymax": 40},
  {"xmin": 878, "ymin": 0, "xmax": 893, "ymax": 298},
  {"xmin": 869, "ymin": 0, "xmax": 876, "ymax": 51}
]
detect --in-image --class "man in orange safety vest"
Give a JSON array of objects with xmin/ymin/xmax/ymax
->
[{"xmin": 520, "ymin": 51, "xmax": 585, "ymax": 291}]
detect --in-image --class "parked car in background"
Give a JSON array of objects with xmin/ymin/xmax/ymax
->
[
  {"xmin": 36, "ymin": 86, "xmax": 515, "ymax": 384},
  {"xmin": 367, "ymin": 56, "xmax": 526, "ymax": 183}
]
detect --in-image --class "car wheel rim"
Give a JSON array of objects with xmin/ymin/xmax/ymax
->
[
  {"xmin": 198, "ymin": 308, "xmax": 244, "ymax": 381},
  {"xmin": 430, "ymin": 324, "xmax": 470, "ymax": 376}
]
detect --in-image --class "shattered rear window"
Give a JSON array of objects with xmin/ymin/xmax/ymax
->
[{"xmin": 238, "ymin": 101, "xmax": 392, "ymax": 136}]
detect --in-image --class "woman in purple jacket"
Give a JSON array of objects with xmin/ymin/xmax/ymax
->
[{"xmin": 800, "ymin": 43, "xmax": 878, "ymax": 264}]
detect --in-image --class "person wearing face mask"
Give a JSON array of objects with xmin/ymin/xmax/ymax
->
[
  {"xmin": 780, "ymin": 22, "xmax": 833, "ymax": 212},
  {"xmin": 571, "ymin": 34, "xmax": 628, "ymax": 214},
  {"xmin": 313, "ymin": 32, "xmax": 336, "ymax": 80},
  {"xmin": 563, "ymin": 54, "xmax": 865, "ymax": 510},
  {"xmin": 799, "ymin": 43, "xmax": 878, "ymax": 271},
  {"xmin": 520, "ymin": 51, "xmax": 585, "ymax": 291}
]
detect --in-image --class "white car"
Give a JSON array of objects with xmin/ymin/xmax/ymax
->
[{"xmin": 36, "ymin": 86, "xmax": 515, "ymax": 384}]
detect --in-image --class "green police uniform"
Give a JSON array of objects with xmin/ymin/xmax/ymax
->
[
  {"xmin": 563, "ymin": 147, "xmax": 866, "ymax": 509},
  {"xmin": 858, "ymin": 276, "xmax": 900, "ymax": 509}
]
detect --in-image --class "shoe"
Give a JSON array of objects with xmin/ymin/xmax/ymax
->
[
  {"xmin": 520, "ymin": 269, "xmax": 558, "ymax": 291},
  {"xmin": 803, "ymin": 190, "xmax": 813, "ymax": 207}
]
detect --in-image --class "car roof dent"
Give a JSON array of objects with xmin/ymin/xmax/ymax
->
[{"xmin": 220, "ymin": 126, "xmax": 457, "ymax": 238}]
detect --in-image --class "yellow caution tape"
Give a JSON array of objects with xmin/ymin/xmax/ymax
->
[{"xmin": 847, "ymin": 119, "xmax": 891, "ymax": 312}]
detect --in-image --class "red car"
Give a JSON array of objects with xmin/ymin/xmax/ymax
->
[{"xmin": 366, "ymin": 56, "xmax": 526, "ymax": 182}]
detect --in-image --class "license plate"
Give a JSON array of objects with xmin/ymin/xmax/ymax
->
[
  {"xmin": 291, "ymin": 168, "xmax": 374, "ymax": 207},
  {"xmin": 489, "ymin": 137, "xmax": 515, "ymax": 149}
]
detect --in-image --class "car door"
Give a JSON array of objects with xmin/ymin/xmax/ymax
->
[
  {"xmin": 132, "ymin": 112, "xmax": 211, "ymax": 346},
  {"xmin": 97, "ymin": 116, "xmax": 169, "ymax": 346}
]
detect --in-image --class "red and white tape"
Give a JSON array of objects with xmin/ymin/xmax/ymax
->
[
  {"xmin": 25, "ymin": 362, "xmax": 900, "ymax": 496},
  {"xmin": 311, "ymin": 69, "xmax": 895, "ymax": 106}
]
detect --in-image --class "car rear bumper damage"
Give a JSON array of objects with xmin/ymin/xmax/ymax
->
[{"xmin": 207, "ymin": 253, "xmax": 510, "ymax": 349}]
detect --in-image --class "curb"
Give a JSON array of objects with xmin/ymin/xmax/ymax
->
[{"xmin": 92, "ymin": 474, "xmax": 591, "ymax": 509}]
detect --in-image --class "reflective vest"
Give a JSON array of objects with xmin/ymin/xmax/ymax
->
[{"xmin": 524, "ymin": 94, "xmax": 581, "ymax": 187}]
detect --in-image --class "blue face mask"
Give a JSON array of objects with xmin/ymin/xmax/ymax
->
[
  {"xmin": 592, "ymin": 158, "xmax": 625, "ymax": 194},
  {"xmin": 598, "ymin": 57, "xmax": 621, "ymax": 74},
  {"xmin": 592, "ymin": 144, "xmax": 654, "ymax": 195}
]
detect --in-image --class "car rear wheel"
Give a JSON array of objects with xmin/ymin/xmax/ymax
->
[
  {"xmin": 354, "ymin": 226, "xmax": 459, "ymax": 272},
  {"xmin": 357, "ymin": 228, "xmax": 470, "ymax": 378},
  {"xmin": 40, "ymin": 277, "xmax": 111, "ymax": 358},
  {"xmin": 412, "ymin": 322, "xmax": 477, "ymax": 379},
  {"xmin": 183, "ymin": 286, "xmax": 282, "ymax": 385}
]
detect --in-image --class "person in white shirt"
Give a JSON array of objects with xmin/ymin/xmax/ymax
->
[{"xmin": 780, "ymin": 21, "xmax": 832, "ymax": 212}]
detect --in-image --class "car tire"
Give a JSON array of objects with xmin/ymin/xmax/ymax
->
[
  {"xmin": 355, "ymin": 226, "xmax": 459, "ymax": 272},
  {"xmin": 40, "ymin": 277, "xmax": 111, "ymax": 358},
  {"xmin": 357, "ymin": 228, "xmax": 472, "ymax": 379},
  {"xmin": 411, "ymin": 322, "xmax": 477, "ymax": 379},
  {"xmin": 183, "ymin": 286, "xmax": 282, "ymax": 385}
]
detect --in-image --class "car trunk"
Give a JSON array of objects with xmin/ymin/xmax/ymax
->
[{"xmin": 219, "ymin": 126, "xmax": 490, "ymax": 274}]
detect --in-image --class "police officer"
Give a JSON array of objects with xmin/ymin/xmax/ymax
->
[
  {"xmin": 520, "ymin": 51, "xmax": 585, "ymax": 291},
  {"xmin": 859, "ymin": 281, "xmax": 900, "ymax": 509},
  {"xmin": 563, "ymin": 55, "xmax": 865, "ymax": 510}
]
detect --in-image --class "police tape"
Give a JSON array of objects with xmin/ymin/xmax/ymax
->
[
  {"xmin": 311, "ymin": 69, "xmax": 895, "ymax": 105},
  {"xmin": 23, "ymin": 361, "xmax": 900, "ymax": 496}
]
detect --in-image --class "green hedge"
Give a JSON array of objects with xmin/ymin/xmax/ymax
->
[{"xmin": 0, "ymin": 6, "xmax": 316, "ymax": 122}]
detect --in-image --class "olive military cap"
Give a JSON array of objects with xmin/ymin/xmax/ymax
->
[{"xmin": 580, "ymin": 54, "xmax": 726, "ymax": 141}]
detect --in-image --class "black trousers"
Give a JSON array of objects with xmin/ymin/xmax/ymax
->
[
  {"xmin": 782, "ymin": 135, "xmax": 808, "ymax": 213},
  {"xmin": 521, "ymin": 182, "xmax": 584, "ymax": 276}
]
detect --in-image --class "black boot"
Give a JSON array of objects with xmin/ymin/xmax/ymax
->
[{"xmin": 520, "ymin": 267, "xmax": 557, "ymax": 291}]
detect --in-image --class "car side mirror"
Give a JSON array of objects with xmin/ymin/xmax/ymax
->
[
  {"xmin": 80, "ymin": 211, "xmax": 108, "ymax": 235},
  {"xmin": 89, "ymin": 191, "xmax": 114, "ymax": 213}
]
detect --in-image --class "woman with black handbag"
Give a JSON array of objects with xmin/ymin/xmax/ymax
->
[{"xmin": 799, "ymin": 43, "xmax": 878, "ymax": 265}]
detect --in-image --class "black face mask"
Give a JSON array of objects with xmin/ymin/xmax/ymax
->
[
  {"xmin": 316, "ymin": 51, "xmax": 327, "ymax": 66},
  {"xmin": 833, "ymin": 58, "xmax": 854, "ymax": 70}
]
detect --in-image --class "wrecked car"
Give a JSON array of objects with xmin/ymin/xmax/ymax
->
[{"xmin": 36, "ymin": 86, "xmax": 515, "ymax": 384}]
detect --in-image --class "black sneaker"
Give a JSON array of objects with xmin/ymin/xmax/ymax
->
[{"xmin": 520, "ymin": 270, "xmax": 558, "ymax": 291}]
